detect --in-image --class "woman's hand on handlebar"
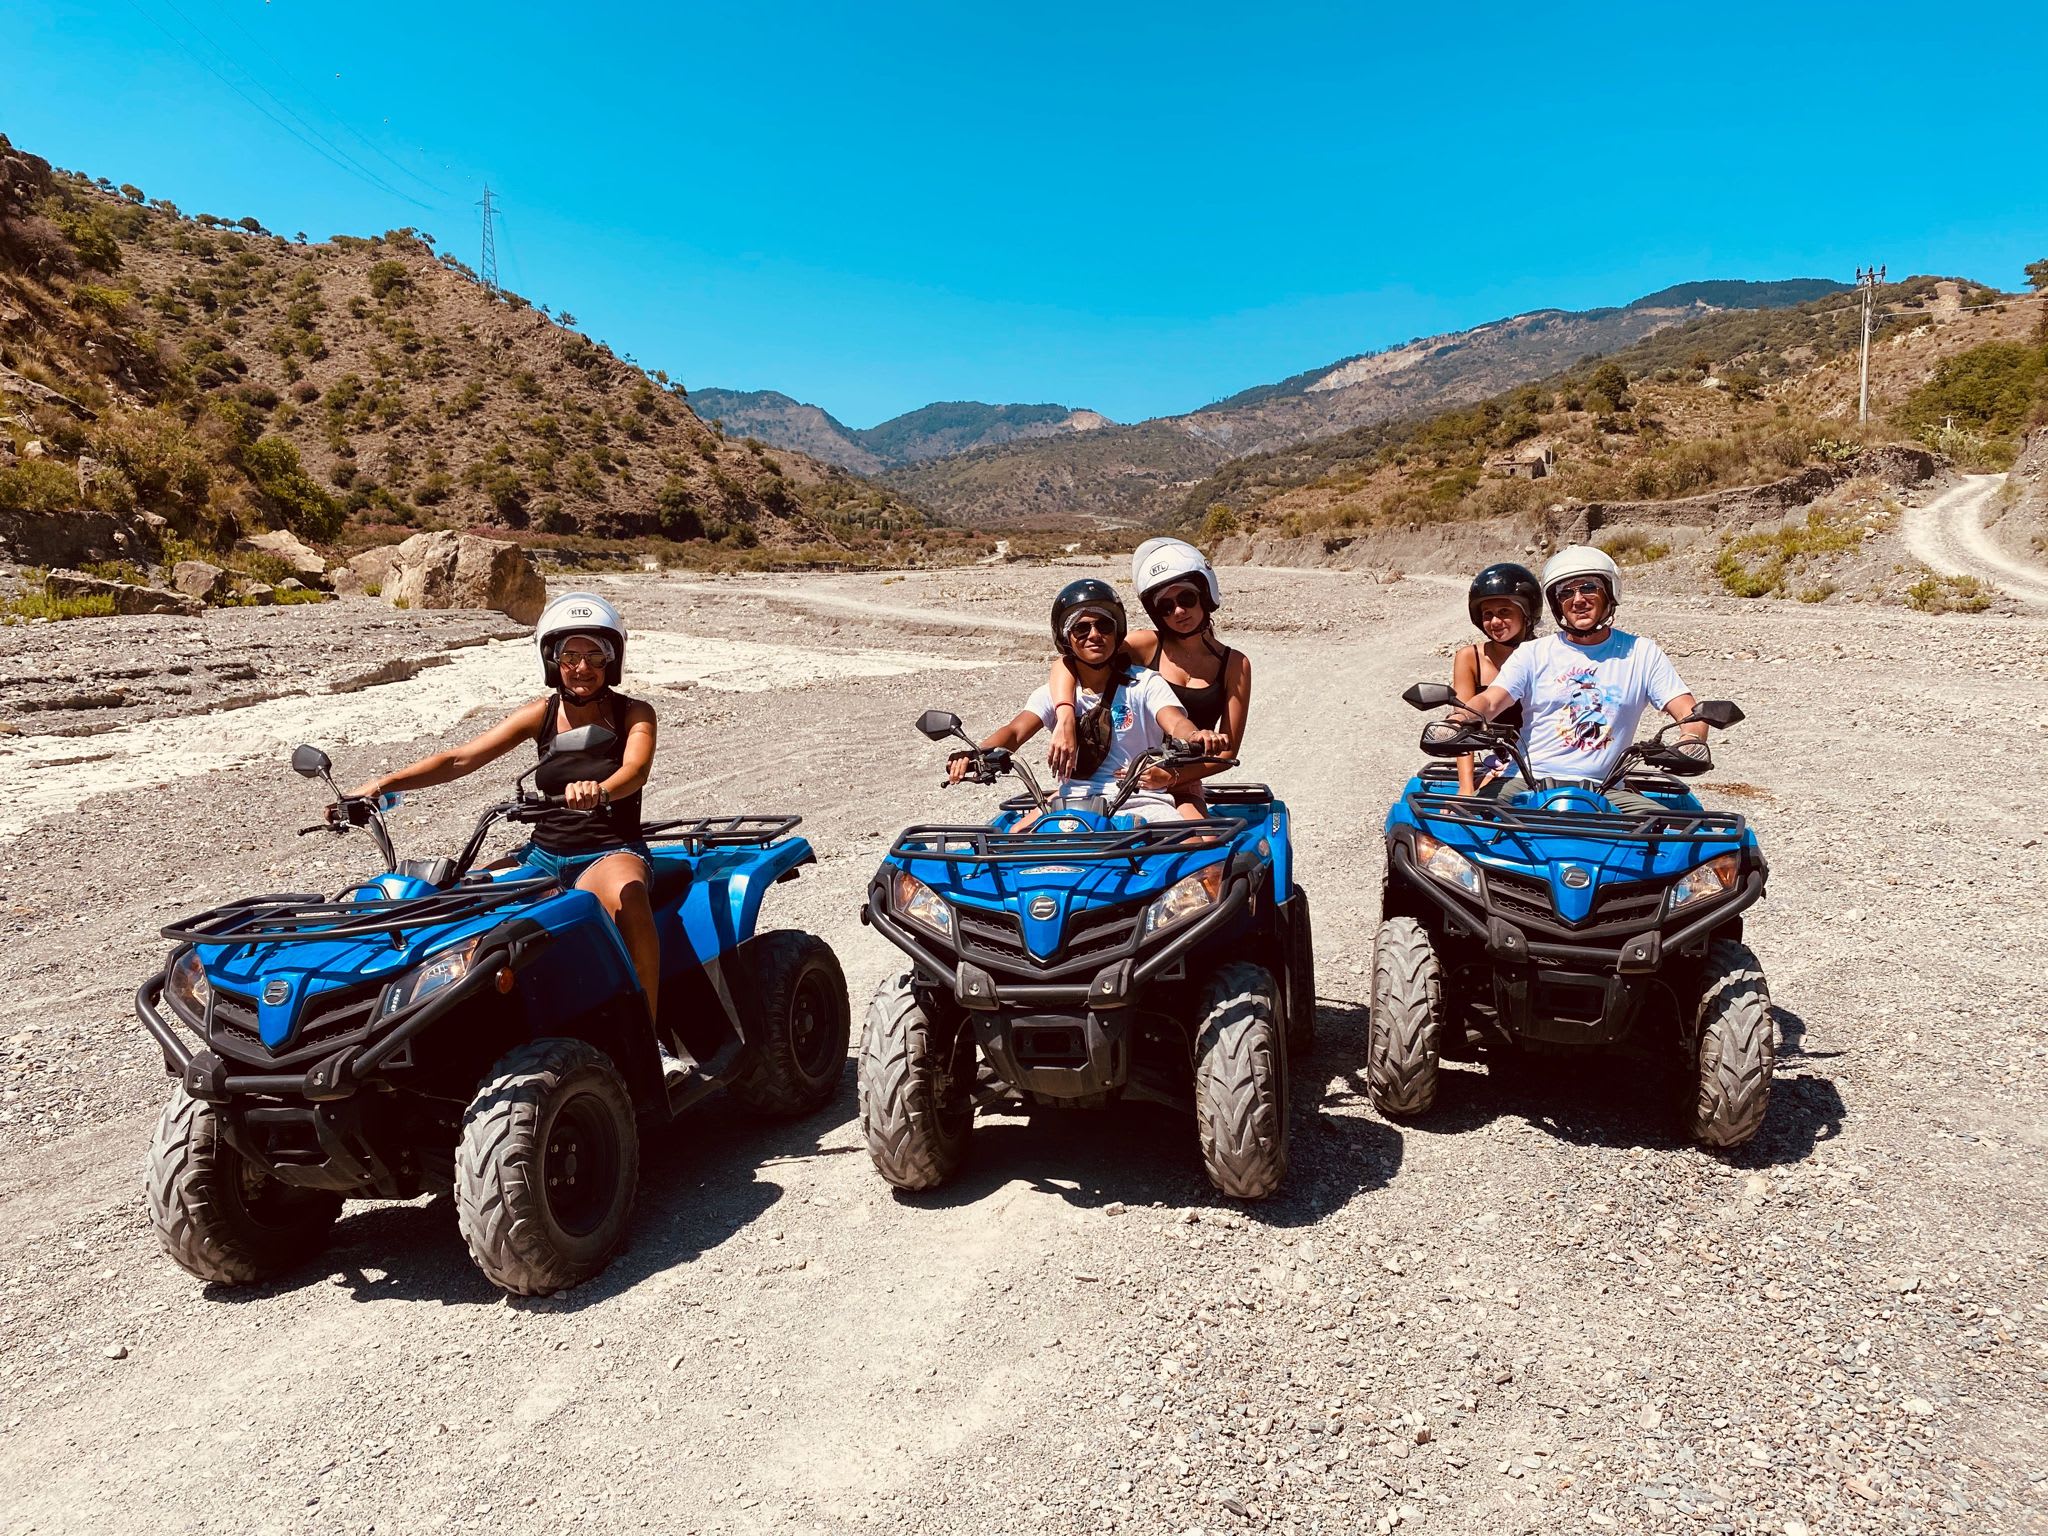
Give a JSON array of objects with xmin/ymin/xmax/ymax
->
[
  {"xmin": 562, "ymin": 779, "xmax": 608, "ymax": 812},
  {"xmin": 1139, "ymin": 764, "xmax": 1177, "ymax": 790},
  {"xmin": 947, "ymin": 749, "xmax": 976, "ymax": 785}
]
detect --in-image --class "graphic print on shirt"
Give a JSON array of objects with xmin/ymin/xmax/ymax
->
[{"xmin": 1554, "ymin": 664, "xmax": 1613, "ymax": 756}]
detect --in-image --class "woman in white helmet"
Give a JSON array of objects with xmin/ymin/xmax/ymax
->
[
  {"xmin": 1043, "ymin": 536, "xmax": 1252, "ymax": 816},
  {"xmin": 343, "ymin": 592, "xmax": 664, "ymax": 1019},
  {"xmin": 1454, "ymin": 545, "xmax": 1709, "ymax": 812}
]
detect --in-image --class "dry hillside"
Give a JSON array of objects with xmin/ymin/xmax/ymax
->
[
  {"xmin": 0, "ymin": 133, "xmax": 931, "ymax": 568},
  {"xmin": 886, "ymin": 282, "xmax": 1849, "ymax": 527}
]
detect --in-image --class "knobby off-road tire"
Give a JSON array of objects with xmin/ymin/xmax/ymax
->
[
  {"xmin": 1284, "ymin": 889, "xmax": 1316, "ymax": 1052},
  {"xmin": 455, "ymin": 1039, "xmax": 639, "ymax": 1296},
  {"xmin": 1193, "ymin": 961, "xmax": 1288, "ymax": 1199},
  {"xmin": 1369, "ymin": 916, "xmax": 1443, "ymax": 1119},
  {"xmin": 726, "ymin": 930, "xmax": 852, "ymax": 1117},
  {"xmin": 1685, "ymin": 940, "xmax": 1774, "ymax": 1149},
  {"xmin": 858, "ymin": 973, "xmax": 971, "ymax": 1192},
  {"xmin": 146, "ymin": 1087, "xmax": 343, "ymax": 1285}
]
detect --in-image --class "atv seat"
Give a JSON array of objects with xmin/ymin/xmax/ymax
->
[{"xmin": 647, "ymin": 857, "xmax": 693, "ymax": 908}]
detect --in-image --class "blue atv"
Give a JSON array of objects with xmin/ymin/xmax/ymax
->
[
  {"xmin": 1376, "ymin": 684, "xmax": 1772, "ymax": 1147},
  {"xmin": 856, "ymin": 710, "xmax": 1313, "ymax": 1199},
  {"xmin": 135, "ymin": 726, "xmax": 849, "ymax": 1295}
]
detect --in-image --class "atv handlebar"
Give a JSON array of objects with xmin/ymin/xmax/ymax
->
[{"xmin": 1401, "ymin": 684, "xmax": 1740, "ymax": 793}]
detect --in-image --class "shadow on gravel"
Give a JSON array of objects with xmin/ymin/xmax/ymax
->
[
  {"xmin": 897, "ymin": 996, "xmax": 1402, "ymax": 1223},
  {"xmin": 1398, "ymin": 1047, "xmax": 1845, "ymax": 1169},
  {"xmin": 208, "ymin": 1063, "xmax": 862, "ymax": 1311}
]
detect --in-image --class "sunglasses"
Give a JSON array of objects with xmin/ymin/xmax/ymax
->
[
  {"xmin": 1065, "ymin": 619, "xmax": 1117, "ymax": 640},
  {"xmin": 1154, "ymin": 585, "xmax": 1204, "ymax": 613},
  {"xmin": 1553, "ymin": 580, "xmax": 1608, "ymax": 602},
  {"xmin": 558, "ymin": 650, "xmax": 609, "ymax": 668}
]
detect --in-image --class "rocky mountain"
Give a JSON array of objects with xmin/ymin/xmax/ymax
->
[
  {"xmin": 0, "ymin": 132, "xmax": 927, "ymax": 567},
  {"xmin": 886, "ymin": 279, "xmax": 1851, "ymax": 526},
  {"xmin": 689, "ymin": 388, "xmax": 1114, "ymax": 474}
]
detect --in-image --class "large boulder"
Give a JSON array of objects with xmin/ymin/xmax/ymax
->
[
  {"xmin": 382, "ymin": 531, "xmax": 545, "ymax": 624},
  {"xmin": 241, "ymin": 529, "xmax": 328, "ymax": 584},
  {"xmin": 333, "ymin": 543, "xmax": 400, "ymax": 597},
  {"xmin": 44, "ymin": 569, "xmax": 202, "ymax": 617},
  {"xmin": 171, "ymin": 559, "xmax": 229, "ymax": 601}
]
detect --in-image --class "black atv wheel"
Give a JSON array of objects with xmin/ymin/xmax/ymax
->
[
  {"xmin": 1684, "ymin": 940, "xmax": 1774, "ymax": 1149},
  {"xmin": 858, "ymin": 973, "xmax": 971, "ymax": 1192},
  {"xmin": 1192, "ymin": 961, "xmax": 1288, "ymax": 1199},
  {"xmin": 1368, "ymin": 916, "xmax": 1443, "ymax": 1119},
  {"xmin": 455, "ymin": 1038, "xmax": 639, "ymax": 1296},
  {"xmin": 728, "ymin": 930, "xmax": 852, "ymax": 1116},
  {"xmin": 146, "ymin": 1087, "xmax": 342, "ymax": 1285},
  {"xmin": 1284, "ymin": 888, "xmax": 1316, "ymax": 1052}
]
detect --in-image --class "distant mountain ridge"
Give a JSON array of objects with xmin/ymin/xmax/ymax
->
[
  {"xmin": 886, "ymin": 277, "xmax": 1852, "ymax": 525},
  {"xmin": 688, "ymin": 389, "xmax": 1113, "ymax": 474}
]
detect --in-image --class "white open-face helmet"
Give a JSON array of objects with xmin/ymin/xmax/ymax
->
[
  {"xmin": 535, "ymin": 591, "xmax": 627, "ymax": 688},
  {"xmin": 1131, "ymin": 536, "xmax": 1222, "ymax": 615},
  {"xmin": 1540, "ymin": 545, "xmax": 1621, "ymax": 629}
]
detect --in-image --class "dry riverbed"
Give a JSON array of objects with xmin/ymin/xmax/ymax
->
[{"xmin": 2, "ymin": 562, "xmax": 2046, "ymax": 1536}]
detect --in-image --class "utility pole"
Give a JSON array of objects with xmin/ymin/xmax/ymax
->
[
  {"xmin": 1856, "ymin": 265, "xmax": 1886, "ymax": 424},
  {"xmin": 478, "ymin": 185, "xmax": 500, "ymax": 294}
]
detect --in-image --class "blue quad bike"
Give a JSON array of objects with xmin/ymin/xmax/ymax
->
[
  {"xmin": 1375, "ymin": 684, "xmax": 1772, "ymax": 1148},
  {"xmin": 135, "ymin": 726, "xmax": 850, "ymax": 1296},
  {"xmin": 856, "ymin": 710, "xmax": 1314, "ymax": 1199}
]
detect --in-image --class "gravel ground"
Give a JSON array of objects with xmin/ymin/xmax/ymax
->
[{"xmin": 1, "ymin": 560, "xmax": 2045, "ymax": 1536}]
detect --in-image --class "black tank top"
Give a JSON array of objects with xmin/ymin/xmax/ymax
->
[
  {"xmin": 532, "ymin": 691, "xmax": 645, "ymax": 855},
  {"xmin": 1146, "ymin": 643, "xmax": 1233, "ymax": 731}
]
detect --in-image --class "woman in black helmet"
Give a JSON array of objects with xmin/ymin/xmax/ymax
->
[
  {"xmin": 948, "ymin": 577, "xmax": 1227, "ymax": 825},
  {"xmin": 1452, "ymin": 562, "xmax": 1539, "ymax": 795}
]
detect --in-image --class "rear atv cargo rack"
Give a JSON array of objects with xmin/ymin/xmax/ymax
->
[{"xmin": 639, "ymin": 813, "xmax": 803, "ymax": 850}]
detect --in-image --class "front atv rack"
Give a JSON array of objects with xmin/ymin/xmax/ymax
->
[
  {"xmin": 162, "ymin": 877, "xmax": 556, "ymax": 948},
  {"xmin": 892, "ymin": 818, "xmax": 1239, "ymax": 868},
  {"xmin": 1406, "ymin": 791, "xmax": 1746, "ymax": 844},
  {"xmin": 640, "ymin": 813, "xmax": 802, "ymax": 851}
]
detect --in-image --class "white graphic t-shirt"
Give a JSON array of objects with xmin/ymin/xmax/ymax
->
[
  {"xmin": 1027, "ymin": 668, "xmax": 1182, "ymax": 801},
  {"xmin": 1492, "ymin": 630, "xmax": 1689, "ymax": 783}
]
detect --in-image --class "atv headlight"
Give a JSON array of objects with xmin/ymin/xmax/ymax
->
[
  {"xmin": 893, "ymin": 872, "xmax": 953, "ymax": 939},
  {"xmin": 379, "ymin": 938, "xmax": 482, "ymax": 1018},
  {"xmin": 1668, "ymin": 853, "xmax": 1740, "ymax": 912},
  {"xmin": 1413, "ymin": 832, "xmax": 1482, "ymax": 898},
  {"xmin": 1143, "ymin": 866, "xmax": 1225, "ymax": 936},
  {"xmin": 167, "ymin": 949, "xmax": 212, "ymax": 1019}
]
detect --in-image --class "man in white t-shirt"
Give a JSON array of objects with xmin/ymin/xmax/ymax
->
[
  {"xmin": 1459, "ymin": 546, "xmax": 1708, "ymax": 813},
  {"xmin": 949, "ymin": 578, "xmax": 1226, "ymax": 825}
]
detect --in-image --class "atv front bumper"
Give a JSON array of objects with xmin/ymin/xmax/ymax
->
[{"xmin": 862, "ymin": 874, "xmax": 1252, "ymax": 1013}]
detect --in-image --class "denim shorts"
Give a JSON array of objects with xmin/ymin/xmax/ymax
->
[{"xmin": 516, "ymin": 843, "xmax": 652, "ymax": 888}]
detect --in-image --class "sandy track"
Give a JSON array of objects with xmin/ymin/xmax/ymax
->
[
  {"xmin": 1902, "ymin": 473, "xmax": 2048, "ymax": 607},
  {"xmin": 3, "ymin": 565, "xmax": 2047, "ymax": 1535}
]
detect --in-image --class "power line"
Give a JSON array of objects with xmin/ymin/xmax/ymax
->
[{"xmin": 122, "ymin": 0, "xmax": 434, "ymax": 213}]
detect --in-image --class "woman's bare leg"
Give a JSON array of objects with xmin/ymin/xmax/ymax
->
[{"xmin": 577, "ymin": 852, "xmax": 660, "ymax": 1026}]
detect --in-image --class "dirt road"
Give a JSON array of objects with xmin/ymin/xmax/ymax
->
[
  {"xmin": 1902, "ymin": 474, "xmax": 2048, "ymax": 608},
  {"xmin": 3, "ymin": 564, "xmax": 2047, "ymax": 1535}
]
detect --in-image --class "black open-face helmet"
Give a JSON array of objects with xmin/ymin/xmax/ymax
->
[
  {"xmin": 1467, "ymin": 561, "xmax": 1541, "ymax": 637},
  {"xmin": 1050, "ymin": 578, "xmax": 1128, "ymax": 659}
]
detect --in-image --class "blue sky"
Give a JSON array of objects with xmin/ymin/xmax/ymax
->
[{"xmin": 8, "ymin": 1, "xmax": 2045, "ymax": 426}]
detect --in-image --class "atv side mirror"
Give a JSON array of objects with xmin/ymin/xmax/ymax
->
[
  {"xmin": 291, "ymin": 744, "xmax": 332, "ymax": 779},
  {"xmin": 547, "ymin": 724, "xmax": 618, "ymax": 757},
  {"xmin": 1686, "ymin": 700, "xmax": 1744, "ymax": 730},
  {"xmin": 1402, "ymin": 683, "xmax": 1459, "ymax": 711},
  {"xmin": 916, "ymin": 710, "xmax": 964, "ymax": 741}
]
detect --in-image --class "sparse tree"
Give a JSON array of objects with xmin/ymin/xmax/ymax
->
[
  {"xmin": 118, "ymin": 183, "xmax": 145, "ymax": 203},
  {"xmin": 2026, "ymin": 259, "xmax": 2048, "ymax": 293}
]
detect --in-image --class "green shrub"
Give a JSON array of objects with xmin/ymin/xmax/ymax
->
[
  {"xmin": 654, "ymin": 475, "xmax": 704, "ymax": 539},
  {"xmin": 1199, "ymin": 505, "xmax": 1239, "ymax": 539},
  {"xmin": 1598, "ymin": 528, "xmax": 1671, "ymax": 566},
  {"xmin": 1900, "ymin": 340, "xmax": 2048, "ymax": 441},
  {"xmin": 0, "ymin": 457, "xmax": 78, "ymax": 513},
  {"xmin": 242, "ymin": 436, "xmax": 342, "ymax": 540},
  {"xmin": 1, "ymin": 589, "xmax": 118, "ymax": 623},
  {"xmin": 366, "ymin": 260, "xmax": 410, "ymax": 301},
  {"xmin": 1904, "ymin": 574, "xmax": 1993, "ymax": 614}
]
